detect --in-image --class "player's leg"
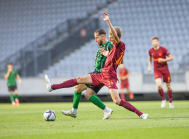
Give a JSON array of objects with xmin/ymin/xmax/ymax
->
[
  {"xmin": 109, "ymin": 89, "xmax": 148, "ymax": 119},
  {"xmin": 9, "ymin": 90, "xmax": 15, "ymax": 107},
  {"xmin": 155, "ymin": 78, "xmax": 166, "ymax": 107},
  {"xmin": 85, "ymin": 87, "xmax": 113, "ymax": 119},
  {"xmin": 61, "ymin": 84, "xmax": 87, "ymax": 118},
  {"xmin": 120, "ymin": 81, "xmax": 125, "ymax": 100},
  {"xmin": 162, "ymin": 70, "xmax": 174, "ymax": 108},
  {"xmin": 120, "ymin": 88, "xmax": 125, "ymax": 100},
  {"xmin": 44, "ymin": 74, "xmax": 93, "ymax": 92},
  {"xmin": 8, "ymin": 86, "xmax": 15, "ymax": 106},
  {"xmin": 14, "ymin": 89, "xmax": 19, "ymax": 106},
  {"xmin": 73, "ymin": 84, "xmax": 87, "ymax": 110},
  {"xmin": 165, "ymin": 83, "xmax": 174, "ymax": 108},
  {"xmin": 126, "ymin": 86, "xmax": 134, "ymax": 100}
]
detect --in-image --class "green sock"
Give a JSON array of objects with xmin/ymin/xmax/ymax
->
[
  {"xmin": 10, "ymin": 94, "xmax": 14, "ymax": 103},
  {"xmin": 15, "ymin": 94, "xmax": 19, "ymax": 100},
  {"xmin": 73, "ymin": 91, "xmax": 82, "ymax": 109},
  {"xmin": 88, "ymin": 95, "xmax": 106, "ymax": 110}
]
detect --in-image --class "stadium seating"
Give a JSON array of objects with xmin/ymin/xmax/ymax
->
[
  {"xmin": 40, "ymin": 0, "xmax": 189, "ymax": 77},
  {"xmin": 0, "ymin": 0, "xmax": 107, "ymax": 62},
  {"xmin": 1, "ymin": 0, "xmax": 188, "ymax": 76}
]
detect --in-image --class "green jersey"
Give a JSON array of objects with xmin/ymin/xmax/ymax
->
[
  {"xmin": 94, "ymin": 41, "xmax": 113, "ymax": 72},
  {"xmin": 5, "ymin": 69, "xmax": 18, "ymax": 86}
]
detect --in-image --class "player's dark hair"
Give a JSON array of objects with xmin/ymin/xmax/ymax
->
[
  {"xmin": 7, "ymin": 63, "xmax": 12, "ymax": 66},
  {"xmin": 94, "ymin": 29, "xmax": 106, "ymax": 35},
  {"xmin": 151, "ymin": 37, "xmax": 159, "ymax": 41}
]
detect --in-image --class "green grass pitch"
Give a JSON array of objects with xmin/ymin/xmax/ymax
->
[{"xmin": 0, "ymin": 101, "xmax": 189, "ymax": 139}]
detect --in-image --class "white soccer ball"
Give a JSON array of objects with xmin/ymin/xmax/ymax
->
[{"xmin": 43, "ymin": 110, "xmax": 56, "ymax": 121}]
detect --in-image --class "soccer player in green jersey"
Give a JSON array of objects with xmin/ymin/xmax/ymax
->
[
  {"xmin": 4, "ymin": 63, "xmax": 22, "ymax": 107},
  {"xmin": 61, "ymin": 29, "xmax": 114, "ymax": 119}
]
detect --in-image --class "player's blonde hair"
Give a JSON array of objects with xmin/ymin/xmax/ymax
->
[
  {"xmin": 109, "ymin": 26, "xmax": 122, "ymax": 39},
  {"xmin": 151, "ymin": 36, "xmax": 159, "ymax": 41}
]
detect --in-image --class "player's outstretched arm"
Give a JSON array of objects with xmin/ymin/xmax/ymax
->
[
  {"xmin": 102, "ymin": 12, "xmax": 120, "ymax": 44},
  {"xmin": 148, "ymin": 56, "xmax": 152, "ymax": 72},
  {"xmin": 17, "ymin": 74, "xmax": 22, "ymax": 86}
]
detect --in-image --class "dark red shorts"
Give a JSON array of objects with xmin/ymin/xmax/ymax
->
[
  {"xmin": 90, "ymin": 73, "xmax": 118, "ymax": 89},
  {"xmin": 120, "ymin": 80, "xmax": 129, "ymax": 89},
  {"xmin": 154, "ymin": 68, "xmax": 171, "ymax": 83}
]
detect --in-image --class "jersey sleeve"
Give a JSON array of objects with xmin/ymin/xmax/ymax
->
[
  {"xmin": 163, "ymin": 47, "xmax": 170, "ymax": 56},
  {"xmin": 107, "ymin": 43, "xmax": 113, "ymax": 51},
  {"xmin": 149, "ymin": 50, "xmax": 151, "ymax": 57}
]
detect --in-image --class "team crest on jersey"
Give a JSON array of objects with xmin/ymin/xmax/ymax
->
[
  {"xmin": 159, "ymin": 53, "xmax": 162, "ymax": 56},
  {"xmin": 108, "ymin": 80, "xmax": 113, "ymax": 86}
]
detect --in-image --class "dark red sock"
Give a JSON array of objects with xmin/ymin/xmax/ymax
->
[
  {"xmin": 119, "ymin": 100, "xmax": 143, "ymax": 117},
  {"xmin": 120, "ymin": 93, "xmax": 125, "ymax": 100},
  {"xmin": 51, "ymin": 78, "xmax": 77, "ymax": 90},
  {"xmin": 158, "ymin": 89, "xmax": 165, "ymax": 100},
  {"xmin": 167, "ymin": 90, "xmax": 172, "ymax": 103}
]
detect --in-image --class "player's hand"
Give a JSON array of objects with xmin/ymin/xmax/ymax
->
[
  {"xmin": 8, "ymin": 68, "xmax": 12, "ymax": 73},
  {"xmin": 158, "ymin": 58, "xmax": 166, "ymax": 63},
  {"xmin": 100, "ymin": 48, "xmax": 109, "ymax": 57},
  {"xmin": 148, "ymin": 67, "xmax": 151, "ymax": 72},
  {"xmin": 102, "ymin": 12, "xmax": 110, "ymax": 21},
  {"xmin": 100, "ymin": 68, "xmax": 103, "ymax": 72}
]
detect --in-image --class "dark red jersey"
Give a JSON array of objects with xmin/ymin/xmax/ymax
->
[
  {"xmin": 149, "ymin": 46, "xmax": 170, "ymax": 70},
  {"xmin": 119, "ymin": 68, "xmax": 129, "ymax": 82},
  {"xmin": 102, "ymin": 41, "xmax": 125, "ymax": 79}
]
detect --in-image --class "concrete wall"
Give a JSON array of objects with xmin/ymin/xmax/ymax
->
[{"xmin": 0, "ymin": 72, "xmax": 188, "ymax": 97}]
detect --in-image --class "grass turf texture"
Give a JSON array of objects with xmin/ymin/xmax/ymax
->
[{"xmin": 0, "ymin": 101, "xmax": 189, "ymax": 139}]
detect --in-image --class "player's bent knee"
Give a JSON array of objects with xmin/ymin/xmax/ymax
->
[
  {"xmin": 157, "ymin": 85, "xmax": 162, "ymax": 89},
  {"xmin": 75, "ymin": 85, "xmax": 82, "ymax": 93},
  {"xmin": 85, "ymin": 93, "xmax": 91, "ymax": 100},
  {"xmin": 76, "ymin": 76, "xmax": 86, "ymax": 84},
  {"xmin": 76, "ymin": 77, "xmax": 81, "ymax": 82},
  {"xmin": 113, "ymin": 99, "xmax": 120, "ymax": 105},
  {"xmin": 167, "ymin": 86, "xmax": 172, "ymax": 91}
]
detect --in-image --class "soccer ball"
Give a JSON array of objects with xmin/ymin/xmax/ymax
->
[{"xmin": 43, "ymin": 110, "xmax": 56, "ymax": 121}]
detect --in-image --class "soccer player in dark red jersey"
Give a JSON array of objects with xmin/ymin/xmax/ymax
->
[
  {"xmin": 148, "ymin": 37, "xmax": 174, "ymax": 108},
  {"xmin": 119, "ymin": 64, "xmax": 134, "ymax": 100},
  {"xmin": 45, "ymin": 12, "xmax": 148, "ymax": 119}
]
